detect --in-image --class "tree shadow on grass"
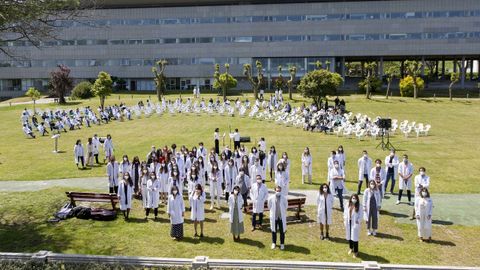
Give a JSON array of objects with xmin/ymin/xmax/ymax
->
[
  {"xmin": 284, "ymin": 244, "xmax": 311, "ymax": 254},
  {"xmin": 237, "ymin": 238, "xmax": 265, "ymax": 248},
  {"xmin": 357, "ymin": 252, "xmax": 390, "ymax": 263},
  {"xmin": 375, "ymin": 232, "xmax": 404, "ymax": 241}
]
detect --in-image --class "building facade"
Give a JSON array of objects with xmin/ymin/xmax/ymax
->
[{"xmin": 0, "ymin": 0, "xmax": 479, "ymax": 97}]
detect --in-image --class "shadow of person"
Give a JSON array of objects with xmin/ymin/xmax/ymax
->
[
  {"xmin": 236, "ymin": 238, "xmax": 265, "ymax": 248},
  {"xmin": 203, "ymin": 217, "xmax": 218, "ymax": 223},
  {"xmin": 327, "ymin": 236, "xmax": 348, "ymax": 244},
  {"xmin": 283, "ymin": 244, "xmax": 311, "ymax": 254},
  {"xmin": 428, "ymin": 239, "xmax": 456, "ymax": 246},
  {"xmin": 432, "ymin": 220, "xmax": 454, "ymax": 226},
  {"xmin": 380, "ymin": 210, "xmax": 409, "ymax": 218},
  {"xmin": 200, "ymin": 236, "xmax": 225, "ymax": 244},
  {"xmin": 180, "ymin": 236, "xmax": 200, "ymax": 244},
  {"xmin": 125, "ymin": 217, "xmax": 148, "ymax": 223},
  {"xmin": 357, "ymin": 252, "xmax": 390, "ymax": 263},
  {"xmin": 375, "ymin": 232, "xmax": 404, "ymax": 241}
]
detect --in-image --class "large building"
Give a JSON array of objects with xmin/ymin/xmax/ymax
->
[{"xmin": 0, "ymin": 0, "xmax": 479, "ymax": 97}]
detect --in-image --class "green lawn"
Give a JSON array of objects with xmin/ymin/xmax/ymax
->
[
  {"xmin": 1, "ymin": 93, "xmax": 479, "ymax": 194},
  {"xmin": 0, "ymin": 188, "xmax": 479, "ymax": 266}
]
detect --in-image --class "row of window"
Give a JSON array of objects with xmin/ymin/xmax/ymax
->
[
  {"xmin": 51, "ymin": 9, "xmax": 480, "ymax": 28},
  {"xmin": 4, "ymin": 31, "xmax": 480, "ymax": 48}
]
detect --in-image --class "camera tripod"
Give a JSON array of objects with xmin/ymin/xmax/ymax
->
[{"xmin": 376, "ymin": 128, "xmax": 395, "ymax": 151}]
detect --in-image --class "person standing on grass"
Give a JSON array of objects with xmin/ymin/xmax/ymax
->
[
  {"xmin": 229, "ymin": 185, "xmax": 244, "ymax": 241},
  {"xmin": 317, "ymin": 183, "xmax": 334, "ymax": 240},
  {"xmin": 146, "ymin": 171, "xmax": 160, "ymax": 220},
  {"xmin": 412, "ymin": 167, "xmax": 430, "ymax": 220},
  {"xmin": 301, "ymin": 147, "xmax": 313, "ymax": 184},
  {"xmin": 415, "ymin": 187, "xmax": 433, "ymax": 242},
  {"xmin": 363, "ymin": 180, "xmax": 381, "ymax": 236},
  {"xmin": 344, "ymin": 194, "xmax": 362, "ymax": 258},
  {"xmin": 370, "ymin": 159, "xmax": 386, "ymax": 199},
  {"xmin": 267, "ymin": 146, "xmax": 277, "ymax": 182},
  {"xmin": 168, "ymin": 167, "xmax": 184, "ymax": 197},
  {"xmin": 214, "ymin": 128, "xmax": 220, "ymax": 155},
  {"xmin": 329, "ymin": 160, "xmax": 346, "ymax": 211},
  {"xmin": 236, "ymin": 167, "xmax": 251, "ymax": 211},
  {"xmin": 337, "ymin": 145, "xmax": 346, "ymax": 169},
  {"xmin": 397, "ymin": 154, "xmax": 414, "ymax": 205},
  {"xmin": 208, "ymin": 161, "xmax": 222, "ymax": 210},
  {"xmin": 92, "ymin": 134, "xmax": 101, "ymax": 164},
  {"xmin": 268, "ymin": 185, "xmax": 288, "ymax": 250},
  {"xmin": 168, "ymin": 185, "xmax": 185, "ymax": 240},
  {"xmin": 327, "ymin": 150, "xmax": 338, "ymax": 181},
  {"xmin": 250, "ymin": 175, "xmax": 268, "ymax": 231},
  {"xmin": 118, "ymin": 172, "xmax": 133, "ymax": 220},
  {"xmin": 86, "ymin": 138, "xmax": 94, "ymax": 167},
  {"xmin": 158, "ymin": 160, "xmax": 169, "ymax": 204},
  {"xmin": 103, "ymin": 134, "xmax": 114, "ymax": 164},
  {"xmin": 224, "ymin": 159, "xmax": 237, "ymax": 203},
  {"xmin": 119, "ymin": 155, "xmax": 131, "ymax": 175},
  {"xmin": 190, "ymin": 184, "xmax": 206, "ymax": 238},
  {"xmin": 357, "ymin": 150, "xmax": 372, "ymax": 195},
  {"xmin": 140, "ymin": 167, "xmax": 149, "ymax": 208},
  {"xmin": 130, "ymin": 156, "xmax": 142, "ymax": 197},
  {"xmin": 384, "ymin": 149, "xmax": 399, "ymax": 195},
  {"xmin": 275, "ymin": 162, "xmax": 289, "ymax": 198},
  {"xmin": 74, "ymin": 139, "xmax": 85, "ymax": 169},
  {"xmin": 229, "ymin": 128, "xmax": 241, "ymax": 150},
  {"xmin": 106, "ymin": 155, "xmax": 119, "ymax": 194}
]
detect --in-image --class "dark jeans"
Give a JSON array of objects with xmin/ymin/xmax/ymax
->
[
  {"xmin": 335, "ymin": 187, "xmax": 344, "ymax": 211},
  {"xmin": 94, "ymin": 154, "xmax": 99, "ymax": 164},
  {"xmin": 109, "ymin": 186, "xmax": 118, "ymax": 194},
  {"xmin": 349, "ymin": 240, "xmax": 359, "ymax": 253},
  {"xmin": 225, "ymin": 191, "xmax": 230, "ymax": 202},
  {"xmin": 146, "ymin": 208, "xmax": 158, "ymax": 217},
  {"xmin": 76, "ymin": 156, "xmax": 84, "ymax": 167},
  {"xmin": 241, "ymin": 193, "xmax": 248, "ymax": 208},
  {"xmin": 271, "ymin": 218, "xmax": 285, "ymax": 245},
  {"xmin": 398, "ymin": 190, "xmax": 412, "ymax": 202},
  {"xmin": 385, "ymin": 172, "xmax": 395, "ymax": 193},
  {"xmin": 234, "ymin": 141, "xmax": 240, "ymax": 150},
  {"xmin": 214, "ymin": 139, "xmax": 219, "ymax": 155},
  {"xmin": 357, "ymin": 174, "xmax": 368, "ymax": 194},
  {"xmin": 252, "ymin": 212, "xmax": 263, "ymax": 227}
]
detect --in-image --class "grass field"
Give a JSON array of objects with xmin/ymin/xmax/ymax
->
[{"xmin": 1, "ymin": 93, "xmax": 479, "ymax": 194}]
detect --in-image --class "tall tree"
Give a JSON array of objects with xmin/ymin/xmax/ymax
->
[
  {"xmin": 297, "ymin": 65, "xmax": 343, "ymax": 107},
  {"xmin": 49, "ymin": 64, "xmax": 73, "ymax": 104},
  {"xmin": 25, "ymin": 87, "xmax": 41, "ymax": 112},
  {"xmin": 213, "ymin": 63, "xmax": 237, "ymax": 100},
  {"xmin": 287, "ymin": 66, "xmax": 297, "ymax": 100},
  {"xmin": 404, "ymin": 60, "xmax": 423, "ymax": 99},
  {"xmin": 449, "ymin": 72, "xmax": 459, "ymax": 101},
  {"xmin": 243, "ymin": 60, "xmax": 263, "ymax": 100},
  {"xmin": 152, "ymin": 59, "xmax": 168, "ymax": 101},
  {"xmin": 384, "ymin": 62, "xmax": 400, "ymax": 99},
  {"xmin": 275, "ymin": 65, "xmax": 284, "ymax": 91},
  {"xmin": 0, "ymin": 0, "xmax": 94, "ymax": 58},
  {"xmin": 92, "ymin": 71, "xmax": 113, "ymax": 109},
  {"xmin": 360, "ymin": 62, "xmax": 377, "ymax": 99}
]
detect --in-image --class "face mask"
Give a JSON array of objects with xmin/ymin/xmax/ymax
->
[
  {"xmin": 421, "ymin": 191, "xmax": 427, "ymax": 197},
  {"xmin": 239, "ymin": 172, "xmax": 244, "ymax": 176},
  {"xmin": 352, "ymin": 199, "xmax": 357, "ymax": 203},
  {"xmin": 213, "ymin": 166, "xmax": 217, "ymax": 169},
  {"xmin": 334, "ymin": 164, "xmax": 339, "ymax": 169},
  {"xmin": 363, "ymin": 154, "xmax": 367, "ymax": 158},
  {"xmin": 123, "ymin": 176, "xmax": 128, "ymax": 180},
  {"xmin": 123, "ymin": 158, "xmax": 127, "ymax": 161},
  {"xmin": 420, "ymin": 171, "xmax": 425, "ymax": 176},
  {"xmin": 172, "ymin": 190, "xmax": 178, "ymax": 195},
  {"xmin": 403, "ymin": 159, "xmax": 408, "ymax": 163},
  {"xmin": 283, "ymin": 155, "xmax": 287, "ymax": 159},
  {"xmin": 276, "ymin": 192, "xmax": 281, "ymax": 197},
  {"xmin": 143, "ymin": 170, "xmax": 148, "ymax": 174},
  {"xmin": 322, "ymin": 188, "xmax": 328, "ymax": 192},
  {"xmin": 376, "ymin": 163, "xmax": 381, "ymax": 167},
  {"xmin": 253, "ymin": 150, "xmax": 257, "ymax": 153},
  {"xmin": 150, "ymin": 176, "xmax": 155, "ymax": 179},
  {"xmin": 233, "ymin": 190, "xmax": 239, "ymax": 195},
  {"xmin": 370, "ymin": 184, "xmax": 375, "ymax": 189},
  {"xmin": 195, "ymin": 190, "xmax": 201, "ymax": 195},
  {"xmin": 174, "ymin": 172, "xmax": 178, "ymax": 176},
  {"xmin": 192, "ymin": 174, "xmax": 196, "ymax": 178},
  {"xmin": 256, "ymin": 180, "xmax": 262, "ymax": 184}
]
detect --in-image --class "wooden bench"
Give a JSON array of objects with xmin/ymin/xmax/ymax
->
[
  {"xmin": 66, "ymin": 192, "xmax": 119, "ymax": 210},
  {"xmin": 246, "ymin": 197, "xmax": 306, "ymax": 220}
]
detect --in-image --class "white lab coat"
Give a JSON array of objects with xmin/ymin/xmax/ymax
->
[
  {"xmin": 92, "ymin": 137, "xmax": 100, "ymax": 155},
  {"xmin": 362, "ymin": 188, "xmax": 381, "ymax": 222},
  {"xmin": 369, "ymin": 167, "xmax": 386, "ymax": 194},
  {"xmin": 117, "ymin": 181, "xmax": 133, "ymax": 210},
  {"xmin": 344, "ymin": 206, "xmax": 363, "ymax": 242},
  {"xmin": 130, "ymin": 163, "xmax": 142, "ymax": 187},
  {"xmin": 208, "ymin": 170, "xmax": 223, "ymax": 190},
  {"xmin": 187, "ymin": 175, "xmax": 204, "ymax": 194},
  {"xmin": 159, "ymin": 172, "xmax": 169, "ymax": 193},
  {"xmin": 384, "ymin": 155, "xmax": 399, "ymax": 175},
  {"xmin": 337, "ymin": 152, "xmax": 346, "ymax": 167},
  {"xmin": 275, "ymin": 171, "xmax": 289, "ymax": 197},
  {"xmin": 224, "ymin": 165, "xmax": 237, "ymax": 193},
  {"xmin": 103, "ymin": 138, "xmax": 114, "ymax": 157},
  {"xmin": 329, "ymin": 167, "xmax": 345, "ymax": 191},
  {"xmin": 146, "ymin": 178, "xmax": 160, "ymax": 208},
  {"xmin": 267, "ymin": 152, "xmax": 277, "ymax": 173},
  {"xmin": 414, "ymin": 174, "xmax": 430, "ymax": 204},
  {"xmin": 140, "ymin": 175, "xmax": 148, "ymax": 208},
  {"xmin": 189, "ymin": 192, "xmax": 206, "ymax": 221},
  {"xmin": 268, "ymin": 194, "xmax": 288, "ymax": 233},
  {"xmin": 398, "ymin": 162, "xmax": 414, "ymax": 190},
  {"xmin": 228, "ymin": 194, "xmax": 244, "ymax": 223},
  {"xmin": 106, "ymin": 162, "xmax": 119, "ymax": 187},
  {"xmin": 316, "ymin": 193, "xmax": 334, "ymax": 225},
  {"xmin": 168, "ymin": 177, "xmax": 184, "ymax": 195},
  {"xmin": 301, "ymin": 154, "xmax": 312, "ymax": 175},
  {"xmin": 167, "ymin": 194, "xmax": 185, "ymax": 225},
  {"xmin": 249, "ymin": 164, "xmax": 265, "ymax": 183},
  {"xmin": 119, "ymin": 161, "xmax": 131, "ymax": 175},
  {"xmin": 74, "ymin": 144, "xmax": 84, "ymax": 160},
  {"xmin": 357, "ymin": 157, "xmax": 372, "ymax": 181},
  {"xmin": 250, "ymin": 183, "xmax": 268, "ymax": 213},
  {"xmin": 196, "ymin": 147, "xmax": 207, "ymax": 158},
  {"xmin": 415, "ymin": 197, "xmax": 433, "ymax": 238}
]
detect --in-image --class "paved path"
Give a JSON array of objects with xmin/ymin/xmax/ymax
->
[
  {"xmin": 1, "ymin": 177, "xmax": 479, "ymax": 226},
  {"xmin": 0, "ymin": 98, "xmax": 55, "ymax": 107}
]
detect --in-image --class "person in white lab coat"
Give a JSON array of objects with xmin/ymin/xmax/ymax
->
[
  {"xmin": 370, "ymin": 159, "xmax": 386, "ymax": 198},
  {"xmin": 357, "ymin": 150, "xmax": 372, "ymax": 195},
  {"xmin": 268, "ymin": 186, "xmax": 288, "ymax": 250},
  {"xmin": 189, "ymin": 184, "xmax": 206, "ymax": 237},
  {"xmin": 74, "ymin": 139, "xmax": 85, "ymax": 169},
  {"xmin": 167, "ymin": 185, "xmax": 185, "ymax": 240},
  {"xmin": 344, "ymin": 194, "xmax": 362, "ymax": 258},
  {"xmin": 224, "ymin": 159, "xmax": 237, "ymax": 202},
  {"xmin": 229, "ymin": 186, "xmax": 244, "ymax": 241},
  {"xmin": 208, "ymin": 161, "xmax": 222, "ymax": 209},
  {"xmin": 384, "ymin": 149, "xmax": 399, "ymax": 195},
  {"xmin": 146, "ymin": 172, "xmax": 160, "ymax": 219},
  {"xmin": 130, "ymin": 156, "xmax": 142, "ymax": 196},
  {"xmin": 250, "ymin": 175, "xmax": 268, "ymax": 231},
  {"xmin": 363, "ymin": 180, "xmax": 382, "ymax": 236},
  {"xmin": 158, "ymin": 160, "xmax": 170, "ymax": 204},
  {"xmin": 267, "ymin": 146, "xmax": 277, "ymax": 182},
  {"xmin": 235, "ymin": 168, "xmax": 251, "ymax": 210},
  {"xmin": 140, "ymin": 167, "xmax": 149, "ymax": 209},
  {"xmin": 92, "ymin": 134, "xmax": 101, "ymax": 164},
  {"xmin": 118, "ymin": 172, "xmax": 134, "ymax": 220},
  {"xmin": 229, "ymin": 128, "xmax": 241, "ymax": 150},
  {"xmin": 412, "ymin": 167, "xmax": 430, "ymax": 220},
  {"xmin": 196, "ymin": 142, "xmax": 207, "ymax": 159},
  {"xmin": 415, "ymin": 187, "xmax": 433, "ymax": 242},
  {"xmin": 301, "ymin": 147, "xmax": 313, "ymax": 184},
  {"xmin": 329, "ymin": 160, "xmax": 346, "ymax": 211},
  {"xmin": 337, "ymin": 145, "xmax": 346, "ymax": 168},
  {"xmin": 119, "ymin": 155, "xmax": 131, "ymax": 175},
  {"xmin": 327, "ymin": 150, "xmax": 338, "ymax": 181},
  {"xmin": 86, "ymin": 138, "xmax": 94, "ymax": 167},
  {"xmin": 317, "ymin": 183, "xmax": 334, "ymax": 240},
  {"xmin": 397, "ymin": 154, "xmax": 414, "ymax": 205},
  {"xmin": 168, "ymin": 167, "xmax": 184, "ymax": 196},
  {"xmin": 275, "ymin": 162, "xmax": 289, "ymax": 197},
  {"xmin": 106, "ymin": 155, "xmax": 119, "ymax": 194},
  {"xmin": 249, "ymin": 157, "xmax": 264, "ymax": 184},
  {"xmin": 258, "ymin": 137, "xmax": 266, "ymax": 152},
  {"xmin": 103, "ymin": 134, "xmax": 114, "ymax": 163}
]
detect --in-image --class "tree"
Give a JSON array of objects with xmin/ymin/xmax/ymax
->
[
  {"xmin": 0, "ymin": 0, "xmax": 94, "ymax": 58},
  {"xmin": 358, "ymin": 77, "xmax": 382, "ymax": 96},
  {"xmin": 449, "ymin": 72, "xmax": 460, "ymax": 101},
  {"xmin": 297, "ymin": 66, "xmax": 343, "ymax": 107},
  {"xmin": 243, "ymin": 60, "xmax": 263, "ymax": 100},
  {"xmin": 92, "ymin": 71, "xmax": 113, "ymax": 109},
  {"xmin": 49, "ymin": 65, "xmax": 73, "ymax": 104},
  {"xmin": 287, "ymin": 66, "xmax": 297, "ymax": 100},
  {"xmin": 399, "ymin": 75, "xmax": 424, "ymax": 97},
  {"xmin": 213, "ymin": 63, "xmax": 237, "ymax": 100},
  {"xmin": 25, "ymin": 87, "xmax": 41, "ymax": 112},
  {"xmin": 404, "ymin": 60, "xmax": 423, "ymax": 99},
  {"xmin": 360, "ymin": 62, "xmax": 377, "ymax": 99},
  {"xmin": 152, "ymin": 59, "xmax": 168, "ymax": 101},
  {"xmin": 384, "ymin": 63, "xmax": 400, "ymax": 99},
  {"xmin": 275, "ymin": 65, "xmax": 284, "ymax": 90},
  {"xmin": 71, "ymin": 81, "xmax": 93, "ymax": 99}
]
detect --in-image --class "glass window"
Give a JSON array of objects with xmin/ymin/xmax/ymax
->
[
  {"xmin": 309, "ymin": 35, "xmax": 325, "ymax": 41},
  {"xmin": 196, "ymin": 37, "xmax": 213, "ymax": 43},
  {"xmin": 75, "ymin": 60, "xmax": 89, "ymax": 67},
  {"xmin": 109, "ymin": 40, "xmax": 125, "ymax": 45},
  {"xmin": 252, "ymin": 16, "xmax": 268, "ymax": 22},
  {"xmin": 163, "ymin": 19, "xmax": 179, "ymax": 24},
  {"xmin": 130, "ymin": 59, "xmax": 143, "ymax": 66},
  {"xmin": 271, "ymin": 36, "xmax": 287, "ymax": 42},
  {"xmin": 408, "ymin": 33, "xmax": 422, "ymax": 39},
  {"xmin": 178, "ymin": 38, "xmax": 194, "ymax": 43},
  {"xmin": 448, "ymin": 11, "xmax": 466, "ymax": 17},
  {"xmin": 287, "ymin": 35, "xmax": 303, "ymax": 42},
  {"xmin": 388, "ymin": 34, "xmax": 407, "ymax": 40},
  {"xmin": 365, "ymin": 34, "xmax": 381, "ymax": 40},
  {"xmin": 325, "ymin": 35, "xmax": 343, "ymax": 41},
  {"xmin": 143, "ymin": 39, "xmax": 157, "ymax": 44},
  {"xmin": 163, "ymin": 38, "xmax": 177, "ymax": 44},
  {"xmin": 327, "ymin": 14, "xmax": 344, "ymax": 20},
  {"xmin": 238, "ymin": 58, "xmax": 251, "ymax": 65},
  {"xmin": 127, "ymin": 40, "xmax": 142, "ymax": 45},
  {"xmin": 233, "ymin": 36, "xmax": 252, "ymax": 42},
  {"xmin": 391, "ymin": 12, "xmax": 405, "ymax": 19},
  {"xmin": 252, "ymin": 36, "xmax": 267, "ymax": 42},
  {"xmin": 433, "ymin": 11, "xmax": 448, "ymax": 18},
  {"xmin": 213, "ymin": 17, "xmax": 228, "ymax": 23},
  {"xmin": 305, "ymin": 15, "xmax": 327, "ymax": 21},
  {"xmin": 350, "ymin": 13, "xmax": 367, "ymax": 20},
  {"xmin": 235, "ymin": 16, "xmax": 252, "ymax": 23},
  {"xmin": 109, "ymin": 19, "xmax": 124, "ymax": 25},
  {"xmin": 272, "ymin": 16, "xmax": 287, "ymax": 22},
  {"xmin": 143, "ymin": 59, "xmax": 155, "ymax": 66},
  {"xmin": 198, "ymin": 58, "xmax": 215, "ymax": 64},
  {"xmin": 142, "ymin": 19, "xmax": 157, "ymax": 25},
  {"xmin": 348, "ymin": 34, "xmax": 365, "ymax": 40},
  {"xmin": 287, "ymin": 15, "xmax": 303, "ymax": 21},
  {"xmin": 213, "ymin": 37, "xmax": 228, "ymax": 43},
  {"xmin": 125, "ymin": 19, "xmax": 142, "ymax": 25},
  {"xmin": 95, "ymin": 40, "xmax": 108, "ymax": 45},
  {"xmin": 198, "ymin": 17, "xmax": 214, "ymax": 23},
  {"xmin": 76, "ymin": 40, "xmax": 87, "ymax": 45}
]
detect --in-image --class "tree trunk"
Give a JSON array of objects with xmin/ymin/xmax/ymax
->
[
  {"xmin": 157, "ymin": 87, "xmax": 161, "ymax": 102},
  {"xmin": 449, "ymin": 82, "xmax": 454, "ymax": 101},
  {"xmin": 59, "ymin": 95, "xmax": 66, "ymax": 104},
  {"xmin": 288, "ymin": 85, "xmax": 292, "ymax": 100},
  {"xmin": 223, "ymin": 86, "xmax": 227, "ymax": 101},
  {"xmin": 413, "ymin": 83, "xmax": 418, "ymax": 99},
  {"xmin": 33, "ymin": 100, "xmax": 36, "ymax": 113},
  {"xmin": 366, "ymin": 83, "xmax": 370, "ymax": 99},
  {"xmin": 100, "ymin": 96, "xmax": 105, "ymax": 110},
  {"xmin": 253, "ymin": 85, "xmax": 258, "ymax": 100},
  {"xmin": 385, "ymin": 80, "xmax": 391, "ymax": 99}
]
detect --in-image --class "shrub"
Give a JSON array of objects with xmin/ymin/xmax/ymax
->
[
  {"xmin": 358, "ymin": 77, "xmax": 383, "ymax": 94},
  {"xmin": 71, "ymin": 81, "xmax": 93, "ymax": 99},
  {"xmin": 399, "ymin": 75, "xmax": 424, "ymax": 97}
]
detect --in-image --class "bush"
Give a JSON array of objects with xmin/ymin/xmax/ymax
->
[
  {"xmin": 399, "ymin": 75, "xmax": 424, "ymax": 97},
  {"xmin": 71, "ymin": 81, "xmax": 93, "ymax": 99},
  {"xmin": 358, "ymin": 77, "xmax": 383, "ymax": 94}
]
